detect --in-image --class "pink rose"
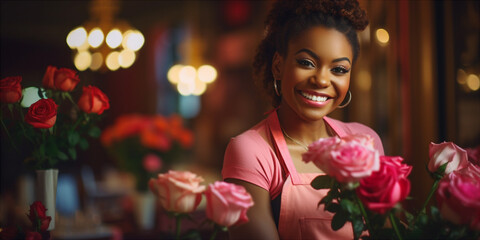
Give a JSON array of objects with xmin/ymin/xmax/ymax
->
[
  {"xmin": 0, "ymin": 76, "xmax": 22, "ymax": 103},
  {"xmin": 142, "ymin": 154, "xmax": 162, "ymax": 173},
  {"xmin": 77, "ymin": 86, "xmax": 110, "ymax": 114},
  {"xmin": 303, "ymin": 134, "xmax": 380, "ymax": 183},
  {"xmin": 149, "ymin": 170, "xmax": 205, "ymax": 213},
  {"xmin": 357, "ymin": 156, "xmax": 412, "ymax": 214},
  {"xmin": 466, "ymin": 145, "xmax": 480, "ymax": 166},
  {"xmin": 42, "ymin": 66, "xmax": 80, "ymax": 92},
  {"xmin": 436, "ymin": 168, "xmax": 480, "ymax": 230},
  {"xmin": 205, "ymin": 181, "xmax": 254, "ymax": 227},
  {"xmin": 24, "ymin": 99, "xmax": 57, "ymax": 129},
  {"xmin": 428, "ymin": 142, "xmax": 469, "ymax": 174}
]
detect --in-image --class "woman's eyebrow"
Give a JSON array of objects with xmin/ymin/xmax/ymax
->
[
  {"xmin": 332, "ymin": 57, "xmax": 351, "ymax": 64},
  {"xmin": 295, "ymin": 49, "xmax": 351, "ymax": 64}
]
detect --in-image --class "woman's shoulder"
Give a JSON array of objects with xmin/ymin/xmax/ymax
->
[{"xmin": 227, "ymin": 118, "xmax": 271, "ymax": 152}]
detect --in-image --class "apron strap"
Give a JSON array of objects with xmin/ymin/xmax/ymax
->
[{"xmin": 267, "ymin": 111, "xmax": 301, "ymax": 184}]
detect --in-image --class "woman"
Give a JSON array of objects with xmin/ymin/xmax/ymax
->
[{"xmin": 222, "ymin": 0, "xmax": 384, "ymax": 239}]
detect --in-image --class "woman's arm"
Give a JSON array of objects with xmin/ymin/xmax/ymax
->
[{"xmin": 225, "ymin": 178, "xmax": 280, "ymax": 240}]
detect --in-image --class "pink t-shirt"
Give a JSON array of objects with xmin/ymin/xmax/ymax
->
[{"xmin": 222, "ymin": 111, "xmax": 385, "ymax": 200}]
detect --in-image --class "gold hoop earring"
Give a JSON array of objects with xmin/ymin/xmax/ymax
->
[
  {"xmin": 338, "ymin": 90, "xmax": 352, "ymax": 108},
  {"xmin": 274, "ymin": 79, "xmax": 281, "ymax": 96}
]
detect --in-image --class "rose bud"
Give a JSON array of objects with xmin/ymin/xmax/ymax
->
[
  {"xmin": 78, "ymin": 85, "xmax": 110, "ymax": 114},
  {"xmin": 205, "ymin": 181, "xmax": 254, "ymax": 227},
  {"xmin": 0, "ymin": 76, "xmax": 22, "ymax": 103},
  {"xmin": 428, "ymin": 142, "xmax": 469, "ymax": 175},
  {"xmin": 42, "ymin": 66, "xmax": 80, "ymax": 92},
  {"xmin": 24, "ymin": 99, "xmax": 57, "ymax": 129},
  {"xmin": 149, "ymin": 170, "xmax": 205, "ymax": 213}
]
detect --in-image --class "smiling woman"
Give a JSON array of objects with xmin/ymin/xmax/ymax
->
[{"xmin": 221, "ymin": 0, "xmax": 384, "ymax": 239}]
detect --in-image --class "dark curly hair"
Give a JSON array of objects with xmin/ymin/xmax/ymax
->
[{"xmin": 253, "ymin": 0, "xmax": 369, "ymax": 107}]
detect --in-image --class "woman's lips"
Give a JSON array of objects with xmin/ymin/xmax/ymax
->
[{"xmin": 298, "ymin": 90, "xmax": 333, "ymax": 107}]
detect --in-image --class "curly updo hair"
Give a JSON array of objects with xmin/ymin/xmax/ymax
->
[{"xmin": 253, "ymin": 0, "xmax": 369, "ymax": 107}]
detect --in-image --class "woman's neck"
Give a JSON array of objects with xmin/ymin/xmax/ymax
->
[{"xmin": 276, "ymin": 106, "xmax": 331, "ymax": 145}]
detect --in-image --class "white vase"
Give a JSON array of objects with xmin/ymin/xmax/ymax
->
[
  {"xmin": 133, "ymin": 191, "xmax": 156, "ymax": 230},
  {"xmin": 35, "ymin": 169, "xmax": 59, "ymax": 231}
]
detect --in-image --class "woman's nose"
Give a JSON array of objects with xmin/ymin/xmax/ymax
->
[{"xmin": 309, "ymin": 69, "xmax": 331, "ymax": 87}]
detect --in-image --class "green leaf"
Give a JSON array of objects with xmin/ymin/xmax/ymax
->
[
  {"xmin": 68, "ymin": 147, "xmax": 77, "ymax": 160},
  {"xmin": 79, "ymin": 138, "xmax": 89, "ymax": 150},
  {"xmin": 340, "ymin": 199, "xmax": 357, "ymax": 214},
  {"xmin": 88, "ymin": 126, "xmax": 101, "ymax": 138},
  {"xmin": 331, "ymin": 211, "xmax": 348, "ymax": 230},
  {"xmin": 57, "ymin": 151, "xmax": 68, "ymax": 161},
  {"xmin": 68, "ymin": 131, "xmax": 80, "ymax": 146},
  {"xmin": 352, "ymin": 218, "xmax": 365, "ymax": 237},
  {"xmin": 311, "ymin": 175, "xmax": 334, "ymax": 189},
  {"xmin": 326, "ymin": 203, "xmax": 340, "ymax": 213}
]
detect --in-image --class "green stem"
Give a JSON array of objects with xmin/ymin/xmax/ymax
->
[
  {"xmin": 389, "ymin": 212, "xmax": 403, "ymax": 240},
  {"xmin": 175, "ymin": 214, "xmax": 182, "ymax": 240},
  {"xmin": 419, "ymin": 179, "xmax": 439, "ymax": 214},
  {"xmin": 355, "ymin": 195, "xmax": 372, "ymax": 235},
  {"xmin": 209, "ymin": 225, "xmax": 219, "ymax": 240},
  {"xmin": 71, "ymin": 113, "xmax": 84, "ymax": 131}
]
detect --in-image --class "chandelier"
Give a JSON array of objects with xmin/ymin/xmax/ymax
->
[{"xmin": 66, "ymin": 0, "xmax": 144, "ymax": 72}]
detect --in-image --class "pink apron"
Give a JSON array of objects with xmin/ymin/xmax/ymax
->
[{"xmin": 269, "ymin": 116, "xmax": 355, "ymax": 239}]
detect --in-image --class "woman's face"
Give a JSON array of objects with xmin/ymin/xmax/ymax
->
[{"xmin": 273, "ymin": 26, "xmax": 353, "ymax": 122}]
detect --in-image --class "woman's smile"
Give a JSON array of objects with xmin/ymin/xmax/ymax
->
[{"xmin": 297, "ymin": 89, "xmax": 333, "ymax": 107}]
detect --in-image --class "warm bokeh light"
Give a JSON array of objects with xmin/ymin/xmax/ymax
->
[
  {"xmin": 66, "ymin": 27, "xmax": 87, "ymax": 49},
  {"xmin": 192, "ymin": 80, "xmax": 207, "ymax": 96},
  {"xmin": 88, "ymin": 28, "xmax": 104, "ymax": 48},
  {"xmin": 376, "ymin": 28, "xmax": 390, "ymax": 45},
  {"xmin": 106, "ymin": 29, "xmax": 123, "ymax": 49},
  {"xmin": 179, "ymin": 65, "xmax": 197, "ymax": 84},
  {"xmin": 466, "ymin": 74, "xmax": 480, "ymax": 91},
  {"xmin": 457, "ymin": 69, "xmax": 467, "ymax": 84},
  {"xmin": 177, "ymin": 81, "xmax": 195, "ymax": 96},
  {"xmin": 90, "ymin": 52, "xmax": 103, "ymax": 71},
  {"xmin": 74, "ymin": 51, "xmax": 92, "ymax": 71},
  {"xmin": 123, "ymin": 30, "xmax": 145, "ymax": 51},
  {"xmin": 106, "ymin": 51, "xmax": 120, "ymax": 71},
  {"xmin": 167, "ymin": 64, "xmax": 183, "ymax": 84},
  {"xmin": 21, "ymin": 87, "xmax": 46, "ymax": 108},
  {"xmin": 119, "ymin": 49, "xmax": 136, "ymax": 68},
  {"xmin": 197, "ymin": 65, "xmax": 217, "ymax": 83}
]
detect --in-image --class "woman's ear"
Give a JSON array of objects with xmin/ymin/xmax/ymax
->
[{"xmin": 272, "ymin": 52, "xmax": 283, "ymax": 80}]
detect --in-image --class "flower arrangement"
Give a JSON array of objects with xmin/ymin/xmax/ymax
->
[
  {"xmin": 0, "ymin": 66, "xmax": 110, "ymax": 170},
  {"xmin": 101, "ymin": 114, "xmax": 193, "ymax": 192},
  {"xmin": 303, "ymin": 134, "xmax": 480, "ymax": 239},
  {"xmin": 0, "ymin": 201, "xmax": 52, "ymax": 240},
  {"xmin": 148, "ymin": 170, "xmax": 254, "ymax": 239}
]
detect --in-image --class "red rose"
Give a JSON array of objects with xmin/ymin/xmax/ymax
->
[
  {"xmin": 0, "ymin": 76, "xmax": 22, "ymax": 103},
  {"xmin": 356, "ymin": 156, "xmax": 412, "ymax": 214},
  {"xmin": 42, "ymin": 65, "xmax": 80, "ymax": 92},
  {"xmin": 25, "ymin": 231, "xmax": 42, "ymax": 240},
  {"xmin": 24, "ymin": 99, "xmax": 57, "ymax": 129},
  {"xmin": 78, "ymin": 86, "xmax": 110, "ymax": 114},
  {"xmin": 27, "ymin": 201, "xmax": 52, "ymax": 232}
]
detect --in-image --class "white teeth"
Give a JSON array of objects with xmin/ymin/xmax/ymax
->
[{"xmin": 300, "ymin": 91, "xmax": 327, "ymax": 102}]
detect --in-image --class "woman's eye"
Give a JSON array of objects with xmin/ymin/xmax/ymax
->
[
  {"xmin": 331, "ymin": 66, "xmax": 350, "ymax": 74},
  {"xmin": 296, "ymin": 59, "xmax": 315, "ymax": 68}
]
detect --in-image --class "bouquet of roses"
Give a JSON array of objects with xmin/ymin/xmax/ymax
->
[
  {"xmin": 0, "ymin": 201, "xmax": 52, "ymax": 240},
  {"xmin": 303, "ymin": 134, "xmax": 480, "ymax": 239},
  {"xmin": 101, "ymin": 114, "xmax": 193, "ymax": 191},
  {"xmin": 0, "ymin": 66, "xmax": 110, "ymax": 170},
  {"xmin": 148, "ymin": 170, "xmax": 254, "ymax": 240}
]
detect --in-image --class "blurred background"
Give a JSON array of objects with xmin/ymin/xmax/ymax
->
[{"xmin": 1, "ymin": 0, "xmax": 479, "ymax": 239}]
